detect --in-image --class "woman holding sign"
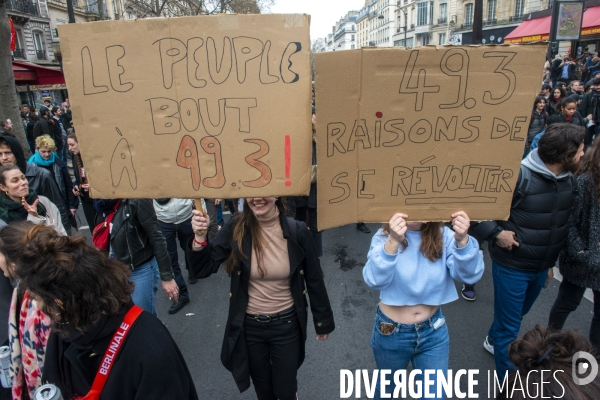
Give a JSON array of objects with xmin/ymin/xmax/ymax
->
[
  {"xmin": 188, "ymin": 197, "xmax": 335, "ymax": 400},
  {"xmin": 363, "ymin": 212, "xmax": 484, "ymax": 399}
]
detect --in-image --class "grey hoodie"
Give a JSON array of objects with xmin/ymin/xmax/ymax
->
[{"xmin": 521, "ymin": 148, "xmax": 572, "ymax": 180}]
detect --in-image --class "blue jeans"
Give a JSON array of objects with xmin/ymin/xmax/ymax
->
[
  {"xmin": 216, "ymin": 203, "xmax": 224, "ymax": 226},
  {"xmin": 371, "ymin": 306, "xmax": 449, "ymax": 400},
  {"xmin": 487, "ymin": 260, "xmax": 548, "ymax": 378},
  {"xmin": 158, "ymin": 218, "xmax": 192, "ymax": 297},
  {"xmin": 130, "ymin": 257, "xmax": 160, "ymax": 317}
]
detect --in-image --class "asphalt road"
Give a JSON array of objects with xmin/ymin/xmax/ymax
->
[{"xmin": 72, "ymin": 215, "xmax": 595, "ymax": 400}]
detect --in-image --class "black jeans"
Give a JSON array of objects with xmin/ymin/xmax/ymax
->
[
  {"xmin": 295, "ymin": 206, "xmax": 322, "ymax": 258},
  {"xmin": 548, "ymin": 278, "xmax": 600, "ymax": 350},
  {"xmin": 244, "ymin": 313, "xmax": 301, "ymax": 400},
  {"xmin": 157, "ymin": 218, "xmax": 193, "ymax": 297}
]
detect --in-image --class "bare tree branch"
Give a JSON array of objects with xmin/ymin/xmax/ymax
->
[{"xmin": 123, "ymin": 0, "xmax": 273, "ymax": 18}]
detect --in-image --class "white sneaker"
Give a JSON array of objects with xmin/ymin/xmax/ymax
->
[{"xmin": 484, "ymin": 336, "xmax": 494, "ymax": 355}]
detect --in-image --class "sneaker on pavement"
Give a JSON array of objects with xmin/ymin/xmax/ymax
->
[
  {"xmin": 168, "ymin": 297, "xmax": 190, "ymax": 314},
  {"xmin": 484, "ymin": 336, "xmax": 494, "ymax": 355},
  {"xmin": 356, "ymin": 223, "xmax": 371, "ymax": 234},
  {"xmin": 461, "ymin": 284, "xmax": 476, "ymax": 301}
]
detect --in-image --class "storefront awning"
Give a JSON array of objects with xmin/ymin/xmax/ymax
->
[
  {"xmin": 12, "ymin": 64, "xmax": 36, "ymax": 81},
  {"xmin": 504, "ymin": 16, "xmax": 551, "ymax": 44},
  {"xmin": 12, "ymin": 61, "xmax": 65, "ymax": 85},
  {"xmin": 582, "ymin": 6, "xmax": 600, "ymax": 36}
]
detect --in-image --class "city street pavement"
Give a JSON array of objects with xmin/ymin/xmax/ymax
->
[{"xmin": 73, "ymin": 216, "xmax": 595, "ymax": 399}]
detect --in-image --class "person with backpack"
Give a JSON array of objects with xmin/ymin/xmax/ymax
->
[
  {"xmin": 472, "ymin": 123, "xmax": 585, "ymax": 379},
  {"xmin": 187, "ymin": 197, "xmax": 334, "ymax": 400},
  {"xmin": 548, "ymin": 139, "xmax": 600, "ymax": 353}
]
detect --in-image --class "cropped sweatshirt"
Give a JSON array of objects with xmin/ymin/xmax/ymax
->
[{"xmin": 363, "ymin": 227, "xmax": 484, "ymax": 306}]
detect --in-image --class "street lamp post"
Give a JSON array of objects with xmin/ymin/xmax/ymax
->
[{"xmin": 379, "ymin": 6, "xmax": 408, "ymax": 47}]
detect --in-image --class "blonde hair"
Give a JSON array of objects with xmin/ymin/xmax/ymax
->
[{"xmin": 35, "ymin": 135, "xmax": 56, "ymax": 151}]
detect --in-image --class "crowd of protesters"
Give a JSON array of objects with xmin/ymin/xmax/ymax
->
[{"xmin": 0, "ymin": 64, "xmax": 599, "ymax": 400}]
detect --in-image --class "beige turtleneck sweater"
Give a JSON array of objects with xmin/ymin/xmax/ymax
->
[{"xmin": 246, "ymin": 207, "xmax": 294, "ymax": 315}]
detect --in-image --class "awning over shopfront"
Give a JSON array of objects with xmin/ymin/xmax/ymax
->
[
  {"xmin": 582, "ymin": 6, "xmax": 600, "ymax": 36},
  {"xmin": 12, "ymin": 61, "xmax": 65, "ymax": 85},
  {"xmin": 504, "ymin": 16, "xmax": 551, "ymax": 44},
  {"xmin": 504, "ymin": 6, "xmax": 600, "ymax": 44}
]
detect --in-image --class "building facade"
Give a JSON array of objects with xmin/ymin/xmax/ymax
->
[{"xmin": 9, "ymin": 0, "xmax": 55, "ymax": 64}]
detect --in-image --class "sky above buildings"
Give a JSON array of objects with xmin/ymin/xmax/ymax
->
[{"xmin": 270, "ymin": 0, "xmax": 366, "ymax": 40}]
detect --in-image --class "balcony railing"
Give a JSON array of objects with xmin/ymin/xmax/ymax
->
[
  {"xmin": 462, "ymin": 22, "xmax": 473, "ymax": 29},
  {"xmin": 36, "ymin": 50, "xmax": 46, "ymax": 60},
  {"xmin": 6, "ymin": 0, "xmax": 39, "ymax": 16},
  {"xmin": 509, "ymin": 15, "xmax": 523, "ymax": 23},
  {"xmin": 12, "ymin": 48, "xmax": 25, "ymax": 59},
  {"xmin": 484, "ymin": 18, "xmax": 498, "ymax": 26},
  {"xmin": 438, "ymin": 18, "xmax": 447, "ymax": 24}
]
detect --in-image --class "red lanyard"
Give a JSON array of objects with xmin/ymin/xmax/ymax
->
[{"xmin": 75, "ymin": 305, "xmax": 143, "ymax": 400}]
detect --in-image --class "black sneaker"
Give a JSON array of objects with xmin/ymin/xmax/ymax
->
[
  {"xmin": 188, "ymin": 274, "xmax": 197, "ymax": 285},
  {"xmin": 461, "ymin": 284, "xmax": 476, "ymax": 301},
  {"xmin": 356, "ymin": 223, "xmax": 371, "ymax": 234},
  {"xmin": 168, "ymin": 297, "xmax": 190, "ymax": 314}
]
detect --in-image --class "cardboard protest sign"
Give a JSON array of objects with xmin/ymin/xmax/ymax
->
[
  {"xmin": 58, "ymin": 14, "xmax": 312, "ymax": 199},
  {"xmin": 315, "ymin": 44, "xmax": 547, "ymax": 230}
]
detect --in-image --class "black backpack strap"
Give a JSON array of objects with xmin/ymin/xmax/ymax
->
[{"xmin": 513, "ymin": 165, "xmax": 531, "ymax": 209}]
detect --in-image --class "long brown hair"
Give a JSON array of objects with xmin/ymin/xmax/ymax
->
[
  {"xmin": 578, "ymin": 138, "xmax": 600, "ymax": 199},
  {"xmin": 225, "ymin": 198, "xmax": 287, "ymax": 277},
  {"xmin": 12, "ymin": 223, "xmax": 134, "ymax": 334},
  {"xmin": 382, "ymin": 221, "xmax": 444, "ymax": 262}
]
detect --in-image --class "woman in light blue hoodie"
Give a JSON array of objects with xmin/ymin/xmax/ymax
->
[{"xmin": 363, "ymin": 212, "xmax": 484, "ymax": 400}]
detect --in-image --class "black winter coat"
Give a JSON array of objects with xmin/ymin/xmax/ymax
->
[
  {"xmin": 186, "ymin": 213, "xmax": 335, "ymax": 392},
  {"xmin": 43, "ymin": 303, "xmax": 198, "ymax": 399},
  {"xmin": 110, "ymin": 199, "xmax": 174, "ymax": 281},
  {"xmin": 473, "ymin": 166, "xmax": 575, "ymax": 272},
  {"xmin": 559, "ymin": 172, "xmax": 600, "ymax": 290},
  {"xmin": 34, "ymin": 157, "xmax": 78, "ymax": 210}
]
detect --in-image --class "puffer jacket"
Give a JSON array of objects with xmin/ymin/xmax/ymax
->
[
  {"xmin": 559, "ymin": 172, "xmax": 600, "ymax": 290},
  {"xmin": 473, "ymin": 150, "xmax": 575, "ymax": 272},
  {"xmin": 110, "ymin": 199, "xmax": 174, "ymax": 281}
]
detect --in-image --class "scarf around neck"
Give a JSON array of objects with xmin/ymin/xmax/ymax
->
[
  {"xmin": 28, "ymin": 151, "xmax": 56, "ymax": 167},
  {"xmin": 0, "ymin": 190, "xmax": 46, "ymax": 223}
]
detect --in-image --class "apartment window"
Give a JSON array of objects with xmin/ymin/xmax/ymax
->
[
  {"xmin": 417, "ymin": 2, "xmax": 428, "ymax": 25},
  {"xmin": 515, "ymin": 0, "xmax": 524, "ymax": 18},
  {"xmin": 422, "ymin": 35, "xmax": 430, "ymax": 46},
  {"xmin": 440, "ymin": 3, "xmax": 447, "ymax": 22},
  {"xmin": 351, "ymin": 45, "xmax": 355, "ymax": 49},
  {"xmin": 33, "ymin": 31, "xmax": 46, "ymax": 60},
  {"xmin": 351, "ymin": 34, "xmax": 355, "ymax": 40},
  {"xmin": 439, "ymin": 32, "xmax": 446, "ymax": 44},
  {"xmin": 465, "ymin": 3, "xmax": 474, "ymax": 25},
  {"xmin": 487, "ymin": 0, "xmax": 497, "ymax": 20}
]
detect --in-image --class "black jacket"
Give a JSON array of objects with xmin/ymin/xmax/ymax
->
[
  {"xmin": 186, "ymin": 213, "xmax": 335, "ymax": 392},
  {"xmin": 32, "ymin": 117, "xmax": 51, "ymax": 139},
  {"xmin": 42, "ymin": 303, "xmax": 198, "ymax": 399},
  {"xmin": 110, "ymin": 199, "xmax": 174, "ymax": 281},
  {"xmin": 547, "ymin": 111, "xmax": 587, "ymax": 127},
  {"xmin": 551, "ymin": 59, "xmax": 562, "ymax": 77},
  {"xmin": 579, "ymin": 90, "xmax": 600, "ymax": 122},
  {"xmin": 34, "ymin": 157, "xmax": 78, "ymax": 210},
  {"xmin": 472, "ymin": 160, "xmax": 575, "ymax": 272},
  {"xmin": 559, "ymin": 172, "xmax": 600, "ymax": 291}
]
